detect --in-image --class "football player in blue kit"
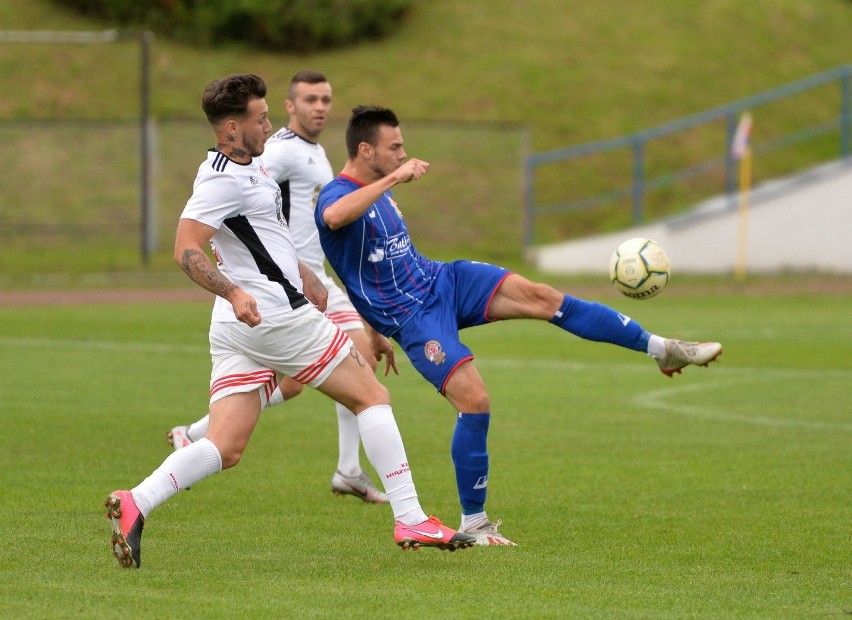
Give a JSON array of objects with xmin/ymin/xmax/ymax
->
[{"xmin": 315, "ymin": 105, "xmax": 723, "ymax": 546}]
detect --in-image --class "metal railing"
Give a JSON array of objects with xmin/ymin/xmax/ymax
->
[{"xmin": 523, "ymin": 64, "xmax": 852, "ymax": 248}]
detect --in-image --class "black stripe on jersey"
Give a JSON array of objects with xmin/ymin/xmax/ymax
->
[
  {"xmin": 212, "ymin": 151, "xmax": 229, "ymax": 172},
  {"xmin": 278, "ymin": 180, "xmax": 291, "ymax": 224},
  {"xmin": 271, "ymin": 128, "xmax": 298, "ymax": 141},
  {"xmin": 270, "ymin": 127, "xmax": 316, "ymax": 145},
  {"xmin": 223, "ymin": 215, "xmax": 309, "ymax": 309}
]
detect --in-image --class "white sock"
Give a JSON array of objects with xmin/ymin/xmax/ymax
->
[
  {"xmin": 646, "ymin": 334, "xmax": 667, "ymax": 360},
  {"xmin": 186, "ymin": 415, "xmax": 210, "ymax": 442},
  {"xmin": 265, "ymin": 388, "xmax": 284, "ymax": 410},
  {"xmin": 356, "ymin": 405, "xmax": 427, "ymax": 525},
  {"xmin": 335, "ymin": 402, "xmax": 362, "ymax": 478},
  {"xmin": 460, "ymin": 511, "xmax": 488, "ymax": 531},
  {"xmin": 131, "ymin": 438, "xmax": 222, "ymax": 518}
]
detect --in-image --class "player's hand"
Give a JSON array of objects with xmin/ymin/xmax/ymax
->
[
  {"xmin": 396, "ymin": 158, "xmax": 429, "ymax": 184},
  {"xmin": 299, "ymin": 262, "xmax": 329, "ymax": 312},
  {"xmin": 229, "ymin": 288, "xmax": 261, "ymax": 327},
  {"xmin": 370, "ymin": 331, "xmax": 399, "ymax": 377}
]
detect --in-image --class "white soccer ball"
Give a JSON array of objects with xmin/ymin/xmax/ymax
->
[{"xmin": 609, "ymin": 237, "xmax": 671, "ymax": 300}]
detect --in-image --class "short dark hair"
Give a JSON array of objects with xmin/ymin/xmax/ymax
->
[
  {"xmin": 288, "ymin": 69, "xmax": 328, "ymax": 99},
  {"xmin": 345, "ymin": 105, "xmax": 399, "ymax": 159},
  {"xmin": 201, "ymin": 74, "xmax": 267, "ymax": 125}
]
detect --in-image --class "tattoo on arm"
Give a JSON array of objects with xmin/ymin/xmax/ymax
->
[
  {"xmin": 180, "ymin": 248, "xmax": 237, "ymax": 299},
  {"xmin": 304, "ymin": 269, "xmax": 322, "ymax": 290}
]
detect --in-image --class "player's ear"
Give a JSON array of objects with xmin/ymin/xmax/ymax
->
[
  {"xmin": 224, "ymin": 117, "xmax": 239, "ymax": 140},
  {"xmin": 358, "ymin": 141, "xmax": 372, "ymax": 160}
]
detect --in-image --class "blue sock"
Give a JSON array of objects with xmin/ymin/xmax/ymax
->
[
  {"xmin": 451, "ymin": 413, "xmax": 490, "ymax": 515},
  {"xmin": 550, "ymin": 295, "xmax": 650, "ymax": 352}
]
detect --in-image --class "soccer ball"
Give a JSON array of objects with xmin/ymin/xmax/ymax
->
[{"xmin": 609, "ymin": 237, "xmax": 671, "ymax": 300}]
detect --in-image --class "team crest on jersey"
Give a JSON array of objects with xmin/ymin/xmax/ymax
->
[
  {"xmin": 424, "ymin": 340, "xmax": 446, "ymax": 365},
  {"xmin": 249, "ymin": 176, "xmax": 259, "ymax": 186},
  {"xmin": 389, "ymin": 197, "xmax": 403, "ymax": 219}
]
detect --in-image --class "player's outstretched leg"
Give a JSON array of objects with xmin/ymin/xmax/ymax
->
[{"xmin": 549, "ymin": 295, "xmax": 721, "ymax": 376}]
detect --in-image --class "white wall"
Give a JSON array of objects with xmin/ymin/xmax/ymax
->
[{"xmin": 531, "ymin": 160, "xmax": 852, "ymax": 275}]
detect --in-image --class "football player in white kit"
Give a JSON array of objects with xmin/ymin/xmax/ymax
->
[
  {"xmin": 166, "ymin": 71, "xmax": 391, "ymax": 503},
  {"xmin": 104, "ymin": 74, "xmax": 475, "ymax": 568}
]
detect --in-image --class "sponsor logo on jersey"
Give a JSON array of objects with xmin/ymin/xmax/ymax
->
[
  {"xmin": 424, "ymin": 340, "xmax": 446, "ymax": 364},
  {"xmin": 367, "ymin": 232, "xmax": 411, "ymax": 262}
]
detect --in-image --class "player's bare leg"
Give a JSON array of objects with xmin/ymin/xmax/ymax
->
[
  {"xmin": 167, "ymin": 342, "xmax": 387, "ymax": 502},
  {"xmin": 106, "ymin": 391, "xmax": 260, "ymax": 568}
]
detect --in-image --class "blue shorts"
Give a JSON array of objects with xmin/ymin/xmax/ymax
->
[{"xmin": 392, "ymin": 260, "xmax": 511, "ymax": 394}]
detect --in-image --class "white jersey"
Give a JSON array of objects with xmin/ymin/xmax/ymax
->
[
  {"xmin": 180, "ymin": 149, "xmax": 308, "ymax": 323},
  {"xmin": 262, "ymin": 128, "xmax": 334, "ymax": 276}
]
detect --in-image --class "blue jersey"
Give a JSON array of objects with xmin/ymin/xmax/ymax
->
[{"xmin": 316, "ymin": 174, "xmax": 444, "ymax": 336}]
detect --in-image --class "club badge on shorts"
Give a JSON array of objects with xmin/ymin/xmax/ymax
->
[{"xmin": 424, "ymin": 340, "xmax": 446, "ymax": 364}]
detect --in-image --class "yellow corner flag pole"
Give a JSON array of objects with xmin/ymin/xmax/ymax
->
[{"xmin": 732, "ymin": 112, "xmax": 753, "ymax": 282}]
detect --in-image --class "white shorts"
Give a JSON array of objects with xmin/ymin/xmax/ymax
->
[
  {"xmin": 208, "ymin": 304, "xmax": 352, "ymax": 405},
  {"xmin": 319, "ymin": 272, "xmax": 363, "ymax": 332}
]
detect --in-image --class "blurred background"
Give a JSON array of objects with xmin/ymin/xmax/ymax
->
[{"xmin": 2, "ymin": 0, "xmax": 851, "ymax": 289}]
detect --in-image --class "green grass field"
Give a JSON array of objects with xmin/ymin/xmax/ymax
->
[{"xmin": 1, "ymin": 287, "xmax": 849, "ymax": 618}]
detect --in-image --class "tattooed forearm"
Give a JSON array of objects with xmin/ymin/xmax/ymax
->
[
  {"xmin": 301, "ymin": 267, "xmax": 322, "ymax": 291},
  {"xmin": 180, "ymin": 248, "xmax": 237, "ymax": 299}
]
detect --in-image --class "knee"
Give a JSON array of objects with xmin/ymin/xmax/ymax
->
[
  {"xmin": 470, "ymin": 392, "xmax": 490, "ymax": 412},
  {"xmin": 507, "ymin": 278, "xmax": 563, "ymax": 318},
  {"xmin": 453, "ymin": 389, "xmax": 490, "ymax": 413},
  {"xmin": 530, "ymin": 282, "xmax": 563, "ymax": 311},
  {"xmin": 218, "ymin": 447, "xmax": 243, "ymax": 470},
  {"xmin": 367, "ymin": 382, "xmax": 390, "ymax": 406},
  {"xmin": 352, "ymin": 381, "xmax": 390, "ymax": 413}
]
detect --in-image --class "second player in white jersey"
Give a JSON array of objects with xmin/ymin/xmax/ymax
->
[
  {"xmin": 263, "ymin": 127, "xmax": 333, "ymax": 276},
  {"xmin": 262, "ymin": 127, "xmax": 362, "ymax": 329}
]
